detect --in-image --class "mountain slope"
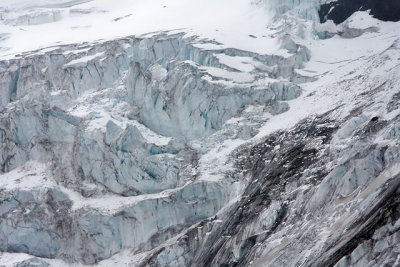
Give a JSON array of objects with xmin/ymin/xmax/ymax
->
[{"xmin": 0, "ymin": 1, "xmax": 400, "ymax": 266}]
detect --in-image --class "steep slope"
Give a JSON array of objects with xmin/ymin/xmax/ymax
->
[{"xmin": 0, "ymin": 1, "xmax": 400, "ymax": 266}]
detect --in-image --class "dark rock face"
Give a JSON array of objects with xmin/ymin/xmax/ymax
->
[
  {"xmin": 190, "ymin": 115, "xmax": 338, "ymax": 267},
  {"xmin": 319, "ymin": 0, "xmax": 400, "ymax": 24}
]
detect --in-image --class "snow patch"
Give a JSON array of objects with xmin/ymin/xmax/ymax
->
[
  {"xmin": 64, "ymin": 52, "xmax": 104, "ymax": 67},
  {"xmin": 0, "ymin": 161, "xmax": 54, "ymax": 191}
]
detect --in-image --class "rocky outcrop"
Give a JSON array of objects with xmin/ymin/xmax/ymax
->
[{"xmin": 319, "ymin": 0, "xmax": 400, "ymax": 24}]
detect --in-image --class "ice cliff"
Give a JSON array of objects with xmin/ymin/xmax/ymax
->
[
  {"xmin": 1, "ymin": 0, "xmax": 400, "ymax": 266},
  {"xmin": 258, "ymin": 0, "xmax": 323, "ymax": 20}
]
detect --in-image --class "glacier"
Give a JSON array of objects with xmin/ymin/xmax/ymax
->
[{"xmin": 1, "ymin": 0, "xmax": 400, "ymax": 266}]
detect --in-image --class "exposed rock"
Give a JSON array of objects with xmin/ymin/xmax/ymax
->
[{"xmin": 319, "ymin": 0, "xmax": 400, "ymax": 24}]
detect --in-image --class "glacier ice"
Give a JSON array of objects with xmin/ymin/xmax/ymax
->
[
  {"xmin": 0, "ymin": 28, "xmax": 307, "ymax": 264},
  {"xmin": 1, "ymin": 0, "xmax": 400, "ymax": 266},
  {"xmin": 258, "ymin": 0, "xmax": 323, "ymax": 21}
]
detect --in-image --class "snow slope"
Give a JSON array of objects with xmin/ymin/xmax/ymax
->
[
  {"xmin": 0, "ymin": 0, "xmax": 284, "ymax": 59},
  {"xmin": 1, "ymin": 0, "xmax": 400, "ymax": 266}
]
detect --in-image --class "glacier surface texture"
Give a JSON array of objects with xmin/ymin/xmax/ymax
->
[{"xmin": 0, "ymin": 0, "xmax": 400, "ymax": 266}]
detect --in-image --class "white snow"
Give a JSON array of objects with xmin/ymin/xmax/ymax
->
[
  {"xmin": 150, "ymin": 64, "xmax": 168, "ymax": 82},
  {"xmin": 216, "ymin": 54, "xmax": 272, "ymax": 72},
  {"xmin": 131, "ymin": 120, "xmax": 172, "ymax": 146},
  {"xmin": 62, "ymin": 47, "xmax": 92, "ymax": 55},
  {"xmin": 68, "ymin": 89, "xmax": 172, "ymax": 146},
  {"xmin": 64, "ymin": 52, "xmax": 104, "ymax": 67},
  {"xmin": 0, "ymin": 160, "xmax": 189, "ymax": 215},
  {"xmin": 346, "ymin": 11, "xmax": 382, "ymax": 29},
  {"xmin": 61, "ymin": 182, "xmax": 191, "ymax": 214},
  {"xmin": 0, "ymin": 0, "xmax": 281, "ymax": 59},
  {"xmin": 201, "ymin": 66, "xmax": 255, "ymax": 83},
  {"xmin": 0, "ymin": 161, "xmax": 54, "ymax": 191},
  {"xmin": 0, "ymin": 253, "xmax": 37, "ymax": 266},
  {"xmin": 255, "ymin": 25, "xmax": 399, "ymax": 138},
  {"xmin": 0, "ymin": 252, "xmax": 88, "ymax": 267},
  {"xmin": 199, "ymin": 138, "xmax": 247, "ymax": 182},
  {"xmin": 1, "ymin": 0, "xmax": 93, "ymax": 10},
  {"xmin": 216, "ymin": 54, "xmax": 255, "ymax": 72}
]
